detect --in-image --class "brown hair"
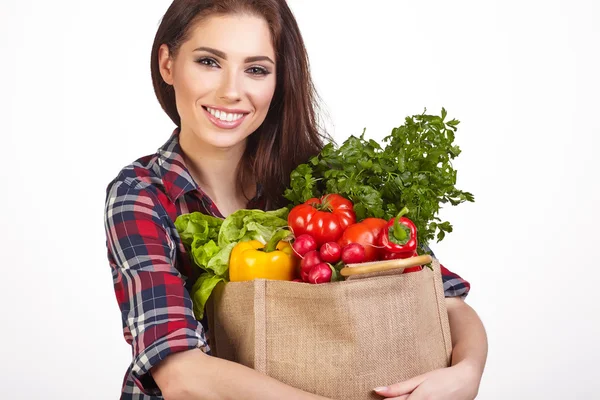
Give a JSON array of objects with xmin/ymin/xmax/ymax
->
[{"xmin": 150, "ymin": 0, "xmax": 329, "ymax": 210}]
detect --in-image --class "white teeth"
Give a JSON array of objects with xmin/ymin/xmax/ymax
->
[{"xmin": 206, "ymin": 107, "xmax": 245, "ymax": 122}]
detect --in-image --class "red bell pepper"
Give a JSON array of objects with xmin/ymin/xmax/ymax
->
[
  {"xmin": 379, "ymin": 207, "xmax": 417, "ymax": 258},
  {"xmin": 382, "ymin": 250, "xmax": 423, "ymax": 273}
]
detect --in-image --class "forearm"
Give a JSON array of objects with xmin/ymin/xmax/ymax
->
[
  {"xmin": 154, "ymin": 348, "xmax": 330, "ymax": 400},
  {"xmin": 446, "ymin": 297, "xmax": 488, "ymax": 376},
  {"xmin": 203, "ymin": 353, "xmax": 329, "ymax": 400}
]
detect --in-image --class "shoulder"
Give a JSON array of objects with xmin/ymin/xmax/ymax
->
[
  {"xmin": 104, "ymin": 152, "xmax": 170, "ymax": 219},
  {"xmin": 105, "ymin": 152, "xmax": 161, "ymax": 194}
]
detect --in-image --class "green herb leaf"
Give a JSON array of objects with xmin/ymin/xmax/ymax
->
[{"xmin": 284, "ymin": 108, "xmax": 474, "ymax": 248}]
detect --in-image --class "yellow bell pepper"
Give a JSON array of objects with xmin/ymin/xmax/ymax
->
[{"xmin": 229, "ymin": 237, "xmax": 298, "ymax": 282}]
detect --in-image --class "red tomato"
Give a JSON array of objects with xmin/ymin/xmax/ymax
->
[
  {"xmin": 337, "ymin": 218, "xmax": 388, "ymax": 262},
  {"xmin": 288, "ymin": 194, "xmax": 356, "ymax": 248}
]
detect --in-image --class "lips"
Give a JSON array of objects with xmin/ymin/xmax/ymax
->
[{"xmin": 202, "ymin": 106, "xmax": 249, "ymax": 129}]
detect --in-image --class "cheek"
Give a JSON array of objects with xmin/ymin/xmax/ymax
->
[
  {"xmin": 175, "ymin": 65, "xmax": 217, "ymax": 105},
  {"xmin": 250, "ymin": 79, "xmax": 277, "ymax": 113}
]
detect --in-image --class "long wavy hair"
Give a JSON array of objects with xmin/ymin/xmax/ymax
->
[{"xmin": 150, "ymin": 0, "xmax": 329, "ymax": 210}]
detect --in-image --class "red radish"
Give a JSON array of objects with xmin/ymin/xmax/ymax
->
[
  {"xmin": 292, "ymin": 278, "xmax": 304, "ymax": 282},
  {"xmin": 319, "ymin": 242, "xmax": 341, "ymax": 263},
  {"xmin": 292, "ymin": 234, "xmax": 317, "ymax": 257},
  {"xmin": 301, "ymin": 270, "xmax": 310, "ymax": 282},
  {"xmin": 341, "ymin": 243, "xmax": 366, "ymax": 264},
  {"xmin": 307, "ymin": 262, "xmax": 332, "ymax": 284},
  {"xmin": 301, "ymin": 250, "xmax": 321, "ymax": 270},
  {"xmin": 300, "ymin": 250, "xmax": 321, "ymax": 282}
]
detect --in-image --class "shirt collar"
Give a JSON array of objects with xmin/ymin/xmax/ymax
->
[
  {"xmin": 156, "ymin": 128, "xmax": 200, "ymax": 203},
  {"xmin": 156, "ymin": 128, "xmax": 265, "ymax": 207}
]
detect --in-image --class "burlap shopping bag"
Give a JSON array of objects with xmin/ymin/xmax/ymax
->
[{"xmin": 206, "ymin": 256, "xmax": 452, "ymax": 400}]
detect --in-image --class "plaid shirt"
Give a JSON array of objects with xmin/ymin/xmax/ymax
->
[{"xmin": 103, "ymin": 129, "xmax": 471, "ymax": 399}]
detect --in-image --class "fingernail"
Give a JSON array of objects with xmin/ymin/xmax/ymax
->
[{"xmin": 373, "ymin": 387, "xmax": 387, "ymax": 392}]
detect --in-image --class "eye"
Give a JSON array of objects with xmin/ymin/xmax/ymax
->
[
  {"xmin": 247, "ymin": 66, "xmax": 270, "ymax": 76},
  {"xmin": 196, "ymin": 57, "xmax": 219, "ymax": 68}
]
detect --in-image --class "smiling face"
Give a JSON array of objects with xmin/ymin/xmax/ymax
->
[{"xmin": 158, "ymin": 13, "xmax": 277, "ymax": 150}]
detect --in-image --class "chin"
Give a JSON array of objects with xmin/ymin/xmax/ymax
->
[{"xmin": 200, "ymin": 131, "xmax": 249, "ymax": 149}]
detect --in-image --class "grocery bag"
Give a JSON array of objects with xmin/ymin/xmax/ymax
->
[{"xmin": 206, "ymin": 256, "xmax": 452, "ymax": 400}]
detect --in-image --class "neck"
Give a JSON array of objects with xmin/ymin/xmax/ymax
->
[{"xmin": 178, "ymin": 128, "xmax": 254, "ymax": 214}]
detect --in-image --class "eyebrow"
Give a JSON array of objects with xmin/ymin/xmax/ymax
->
[{"xmin": 193, "ymin": 46, "xmax": 275, "ymax": 65}]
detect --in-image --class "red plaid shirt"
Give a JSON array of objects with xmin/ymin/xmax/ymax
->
[{"xmin": 104, "ymin": 129, "xmax": 471, "ymax": 399}]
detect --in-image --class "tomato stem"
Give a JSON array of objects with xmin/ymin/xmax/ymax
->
[{"xmin": 310, "ymin": 195, "xmax": 333, "ymax": 212}]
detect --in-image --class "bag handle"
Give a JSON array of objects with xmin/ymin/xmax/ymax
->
[{"xmin": 339, "ymin": 254, "xmax": 433, "ymax": 277}]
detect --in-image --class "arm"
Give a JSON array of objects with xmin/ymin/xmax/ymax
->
[
  {"xmin": 374, "ymin": 261, "xmax": 487, "ymax": 400},
  {"xmin": 105, "ymin": 180, "xmax": 329, "ymax": 400},
  {"xmin": 446, "ymin": 297, "xmax": 488, "ymax": 379},
  {"xmin": 153, "ymin": 349, "xmax": 331, "ymax": 400},
  {"xmin": 104, "ymin": 180, "xmax": 207, "ymax": 395},
  {"xmin": 374, "ymin": 298, "xmax": 487, "ymax": 399}
]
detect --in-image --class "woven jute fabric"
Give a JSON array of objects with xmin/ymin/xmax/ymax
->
[{"xmin": 207, "ymin": 258, "xmax": 452, "ymax": 400}]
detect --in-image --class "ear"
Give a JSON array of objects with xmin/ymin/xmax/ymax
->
[{"xmin": 158, "ymin": 44, "xmax": 175, "ymax": 85}]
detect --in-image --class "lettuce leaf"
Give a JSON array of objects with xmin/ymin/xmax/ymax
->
[
  {"xmin": 218, "ymin": 207, "xmax": 289, "ymax": 247},
  {"xmin": 190, "ymin": 272, "xmax": 225, "ymax": 320},
  {"xmin": 175, "ymin": 212, "xmax": 223, "ymax": 248},
  {"xmin": 176, "ymin": 207, "xmax": 290, "ymax": 321},
  {"xmin": 191, "ymin": 239, "xmax": 220, "ymax": 270},
  {"xmin": 206, "ymin": 242, "xmax": 236, "ymax": 277}
]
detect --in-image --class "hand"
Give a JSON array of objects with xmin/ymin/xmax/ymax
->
[{"xmin": 373, "ymin": 361, "xmax": 481, "ymax": 400}]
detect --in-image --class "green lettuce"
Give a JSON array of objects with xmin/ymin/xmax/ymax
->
[
  {"xmin": 217, "ymin": 207, "xmax": 289, "ymax": 247},
  {"xmin": 191, "ymin": 239, "xmax": 220, "ymax": 270},
  {"xmin": 175, "ymin": 207, "xmax": 290, "ymax": 320},
  {"xmin": 174, "ymin": 212, "xmax": 223, "ymax": 248},
  {"xmin": 205, "ymin": 242, "xmax": 236, "ymax": 277},
  {"xmin": 190, "ymin": 272, "xmax": 225, "ymax": 320}
]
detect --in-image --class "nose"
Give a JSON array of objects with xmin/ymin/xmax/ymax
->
[{"xmin": 217, "ymin": 70, "xmax": 242, "ymax": 103}]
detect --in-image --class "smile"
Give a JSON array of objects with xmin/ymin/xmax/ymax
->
[{"xmin": 202, "ymin": 106, "xmax": 249, "ymax": 129}]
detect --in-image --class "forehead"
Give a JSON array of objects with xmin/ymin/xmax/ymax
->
[{"xmin": 184, "ymin": 13, "xmax": 275, "ymax": 59}]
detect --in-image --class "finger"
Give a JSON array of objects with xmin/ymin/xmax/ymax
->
[
  {"xmin": 385, "ymin": 396, "xmax": 410, "ymax": 400},
  {"xmin": 404, "ymin": 382, "xmax": 430, "ymax": 400},
  {"xmin": 373, "ymin": 375, "xmax": 426, "ymax": 397}
]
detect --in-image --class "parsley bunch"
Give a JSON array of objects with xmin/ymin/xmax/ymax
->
[{"xmin": 283, "ymin": 108, "xmax": 474, "ymax": 250}]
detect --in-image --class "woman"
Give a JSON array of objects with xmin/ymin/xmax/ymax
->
[{"xmin": 103, "ymin": 0, "xmax": 488, "ymax": 399}]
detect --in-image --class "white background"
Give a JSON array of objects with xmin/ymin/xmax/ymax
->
[{"xmin": 1, "ymin": 0, "xmax": 599, "ymax": 399}]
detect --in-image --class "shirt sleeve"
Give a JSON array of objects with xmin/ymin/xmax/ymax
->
[
  {"xmin": 422, "ymin": 244, "xmax": 471, "ymax": 299},
  {"xmin": 104, "ymin": 179, "xmax": 209, "ymax": 396},
  {"xmin": 440, "ymin": 263, "xmax": 471, "ymax": 299}
]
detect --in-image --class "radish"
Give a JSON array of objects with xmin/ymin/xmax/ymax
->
[
  {"xmin": 341, "ymin": 243, "xmax": 366, "ymax": 264},
  {"xmin": 301, "ymin": 270, "xmax": 310, "ymax": 282},
  {"xmin": 307, "ymin": 262, "xmax": 333, "ymax": 284},
  {"xmin": 300, "ymin": 250, "xmax": 321, "ymax": 282},
  {"xmin": 319, "ymin": 242, "xmax": 341, "ymax": 263},
  {"xmin": 292, "ymin": 234, "xmax": 317, "ymax": 257}
]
